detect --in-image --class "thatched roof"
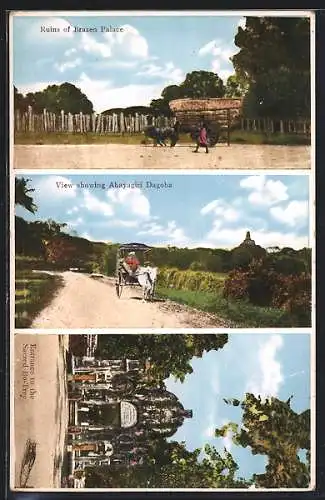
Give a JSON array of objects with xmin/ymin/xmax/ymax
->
[{"xmin": 169, "ymin": 98, "xmax": 243, "ymax": 112}]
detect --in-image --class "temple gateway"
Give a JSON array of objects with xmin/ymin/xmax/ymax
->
[{"xmin": 66, "ymin": 345, "xmax": 192, "ymax": 473}]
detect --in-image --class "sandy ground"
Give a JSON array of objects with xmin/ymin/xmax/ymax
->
[
  {"xmin": 13, "ymin": 144, "xmax": 311, "ymax": 170},
  {"xmin": 13, "ymin": 334, "xmax": 69, "ymax": 489},
  {"xmin": 30, "ymin": 271, "xmax": 234, "ymax": 329}
]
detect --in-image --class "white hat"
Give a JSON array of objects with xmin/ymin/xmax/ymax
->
[{"xmin": 129, "ymin": 251, "xmax": 136, "ymax": 255}]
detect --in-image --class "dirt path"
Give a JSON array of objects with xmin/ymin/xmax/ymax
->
[
  {"xmin": 14, "ymin": 144, "xmax": 310, "ymax": 169},
  {"xmin": 13, "ymin": 334, "xmax": 69, "ymax": 489},
  {"xmin": 30, "ymin": 271, "xmax": 233, "ymax": 329}
]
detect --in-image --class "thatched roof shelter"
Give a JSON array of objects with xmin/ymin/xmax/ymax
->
[
  {"xmin": 169, "ymin": 98, "xmax": 243, "ymax": 128},
  {"xmin": 169, "ymin": 98, "xmax": 243, "ymax": 112}
]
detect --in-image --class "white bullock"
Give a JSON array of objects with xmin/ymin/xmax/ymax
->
[{"xmin": 136, "ymin": 266, "xmax": 158, "ymax": 302}]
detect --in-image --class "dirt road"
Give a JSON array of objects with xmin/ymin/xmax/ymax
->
[
  {"xmin": 14, "ymin": 143, "xmax": 311, "ymax": 169},
  {"xmin": 30, "ymin": 271, "xmax": 232, "ymax": 329},
  {"xmin": 13, "ymin": 334, "xmax": 69, "ymax": 489}
]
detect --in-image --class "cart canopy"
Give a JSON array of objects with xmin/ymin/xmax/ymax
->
[{"xmin": 118, "ymin": 243, "xmax": 152, "ymax": 252}]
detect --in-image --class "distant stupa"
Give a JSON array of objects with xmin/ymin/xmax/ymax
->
[{"xmin": 241, "ymin": 231, "xmax": 256, "ymax": 247}]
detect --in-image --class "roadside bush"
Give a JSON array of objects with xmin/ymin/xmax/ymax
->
[
  {"xmin": 223, "ymin": 258, "xmax": 311, "ymax": 318},
  {"xmin": 272, "ymin": 272, "xmax": 311, "ymax": 315}
]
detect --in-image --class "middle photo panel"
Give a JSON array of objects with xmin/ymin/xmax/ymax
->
[{"xmin": 14, "ymin": 172, "xmax": 311, "ymax": 330}]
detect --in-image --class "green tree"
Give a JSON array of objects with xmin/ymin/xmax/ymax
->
[
  {"xmin": 232, "ymin": 17, "xmax": 310, "ymax": 118},
  {"xmin": 150, "ymin": 71, "xmax": 225, "ymax": 115},
  {"xmin": 15, "ymin": 177, "xmax": 37, "ymax": 214},
  {"xmin": 180, "ymin": 71, "xmax": 225, "ymax": 99},
  {"xmin": 14, "ymin": 86, "xmax": 25, "ymax": 112},
  {"xmin": 215, "ymin": 393, "xmax": 310, "ymax": 488},
  {"xmin": 96, "ymin": 334, "xmax": 228, "ymax": 383},
  {"xmin": 15, "ymin": 82, "xmax": 94, "ymax": 114},
  {"xmin": 85, "ymin": 440, "xmax": 250, "ymax": 488},
  {"xmin": 224, "ymin": 75, "xmax": 248, "ymax": 98}
]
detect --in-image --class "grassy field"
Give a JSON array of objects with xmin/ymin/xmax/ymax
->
[
  {"xmin": 156, "ymin": 286, "xmax": 310, "ymax": 328},
  {"xmin": 14, "ymin": 131, "xmax": 310, "ymax": 146},
  {"xmin": 15, "ymin": 269, "xmax": 64, "ymax": 328}
]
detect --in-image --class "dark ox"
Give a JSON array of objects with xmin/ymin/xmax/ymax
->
[{"xmin": 143, "ymin": 121, "xmax": 221, "ymax": 147}]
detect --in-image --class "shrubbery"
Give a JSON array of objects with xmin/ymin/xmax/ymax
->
[
  {"xmin": 223, "ymin": 258, "xmax": 311, "ymax": 320},
  {"xmin": 158, "ymin": 267, "xmax": 225, "ymax": 293}
]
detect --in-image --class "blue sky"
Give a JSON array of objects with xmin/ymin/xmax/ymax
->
[
  {"xmin": 16, "ymin": 173, "xmax": 310, "ymax": 250},
  {"xmin": 165, "ymin": 333, "xmax": 311, "ymax": 481},
  {"xmin": 12, "ymin": 13, "xmax": 246, "ymax": 112}
]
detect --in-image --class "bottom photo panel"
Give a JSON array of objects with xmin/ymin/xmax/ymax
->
[{"xmin": 13, "ymin": 332, "xmax": 313, "ymax": 491}]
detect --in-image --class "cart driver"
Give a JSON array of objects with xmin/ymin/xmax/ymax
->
[{"xmin": 124, "ymin": 251, "xmax": 140, "ymax": 275}]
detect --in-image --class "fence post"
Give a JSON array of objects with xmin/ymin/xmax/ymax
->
[
  {"xmin": 79, "ymin": 112, "xmax": 83, "ymax": 133},
  {"xmin": 68, "ymin": 112, "xmax": 73, "ymax": 133},
  {"xmin": 92, "ymin": 113, "xmax": 96, "ymax": 133},
  {"xmin": 135, "ymin": 113, "xmax": 139, "ymax": 132},
  {"xmin": 28, "ymin": 105, "xmax": 33, "ymax": 132},
  {"xmin": 60, "ymin": 110, "xmax": 64, "ymax": 132},
  {"xmin": 120, "ymin": 112, "xmax": 125, "ymax": 134},
  {"xmin": 15, "ymin": 110, "xmax": 21, "ymax": 132},
  {"xmin": 95, "ymin": 114, "xmax": 101, "ymax": 133}
]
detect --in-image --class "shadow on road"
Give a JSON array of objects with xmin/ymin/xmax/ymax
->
[
  {"xmin": 18, "ymin": 438, "xmax": 37, "ymax": 488},
  {"xmin": 129, "ymin": 296, "xmax": 166, "ymax": 303}
]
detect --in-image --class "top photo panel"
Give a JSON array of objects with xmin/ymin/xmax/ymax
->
[{"xmin": 11, "ymin": 11, "xmax": 313, "ymax": 170}]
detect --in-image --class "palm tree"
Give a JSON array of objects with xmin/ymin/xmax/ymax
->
[{"xmin": 15, "ymin": 177, "xmax": 37, "ymax": 214}]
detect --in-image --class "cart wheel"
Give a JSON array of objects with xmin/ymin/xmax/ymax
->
[{"xmin": 115, "ymin": 272, "xmax": 124, "ymax": 298}]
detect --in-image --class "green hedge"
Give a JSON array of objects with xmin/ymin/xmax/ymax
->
[{"xmin": 158, "ymin": 267, "xmax": 226, "ymax": 293}]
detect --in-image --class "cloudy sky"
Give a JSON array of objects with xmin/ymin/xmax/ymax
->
[
  {"xmin": 12, "ymin": 13, "xmax": 247, "ymax": 112},
  {"xmin": 15, "ymin": 173, "xmax": 310, "ymax": 250},
  {"xmin": 165, "ymin": 333, "xmax": 311, "ymax": 482}
]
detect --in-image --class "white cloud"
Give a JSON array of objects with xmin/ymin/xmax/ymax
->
[
  {"xmin": 80, "ymin": 231, "xmax": 107, "ymax": 243},
  {"xmin": 54, "ymin": 57, "xmax": 82, "ymax": 73},
  {"xmin": 270, "ymin": 200, "xmax": 308, "ymax": 227},
  {"xmin": 201, "ymin": 199, "xmax": 240, "ymax": 222},
  {"xmin": 211, "ymin": 59, "xmax": 221, "ymax": 72},
  {"xmin": 203, "ymin": 425, "xmax": 216, "ymax": 438},
  {"xmin": 64, "ymin": 47, "xmax": 77, "ymax": 57},
  {"xmin": 201, "ymin": 200, "xmax": 219, "ymax": 215},
  {"xmin": 205, "ymin": 226, "xmax": 308, "ymax": 250},
  {"xmin": 137, "ymin": 61, "xmax": 184, "ymax": 83},
  {"xmin": 198, "ymin": 39, "xmax": 223, "ymax": 57},
  {"xmin": 246, "ymin": 335, "xmax": 284, "ymax": 399},
  {"xmin": 138, "ymin": 220, "xmax": 190, "ymax": 247},
  {"xmin": 80, "ymin": 32, "xmax": 112, "ymax": 58},
  {"xmin": 106, "ymin": 219, "xmax": 140, "ymax": 228},
  {"xmin": 103, "ymin": 24, "xmax": 149, "ymax": 59},
  {"xmin": 30, "ymin": 17, "xmax": 74, "ymax": 41},
  {"xmin": 240, "ymin": 176, "xmax": 289, "ymax": 206},
  {"xmin": 74, "ymin": 73, "xmax": 163, "ymax": 111},
  {"xmin": 107, "ymin": 188, "xmax": 150, "ymax": 218},
  {"xmin": 33, "ymin": 175, "xmax": 77, "ymax": 202},
  {"xmin": 82, "ymin": 190, "xmax": 114, "ymax": 217},
  {"xmin": 67, "ymin": 216, "xmax": 83, "ymax": 227},
  {"xmin": 17, "ymin": 69, "xmax": 172, "ymax": 111},
  {"xmin": 219, "ymin": 69, "xmax": 233, "ymax": 82},
  {"xmin": 67, "ymin": 206, "xmax": 79, "ymax": 215},
  {"xmin": 77, "ymin": 24, "xmax": 149, "ymax": 62}
]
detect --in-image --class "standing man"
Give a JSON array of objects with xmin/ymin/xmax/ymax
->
[{"xmin": 193, "ymin": 122, "xmax": 209, "ymax": 154}]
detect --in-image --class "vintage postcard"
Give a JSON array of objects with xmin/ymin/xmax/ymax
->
[
  {"xmin": 14, "ymin": 172, "xmax": 312, "ymax": 330},
  {"xmin": 11, "ymin": 332, "xmax": 314, "ymax": 491},
  {"xmin": 10, "ymin": 10, "xmax": 314, "ymax": 170}
]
